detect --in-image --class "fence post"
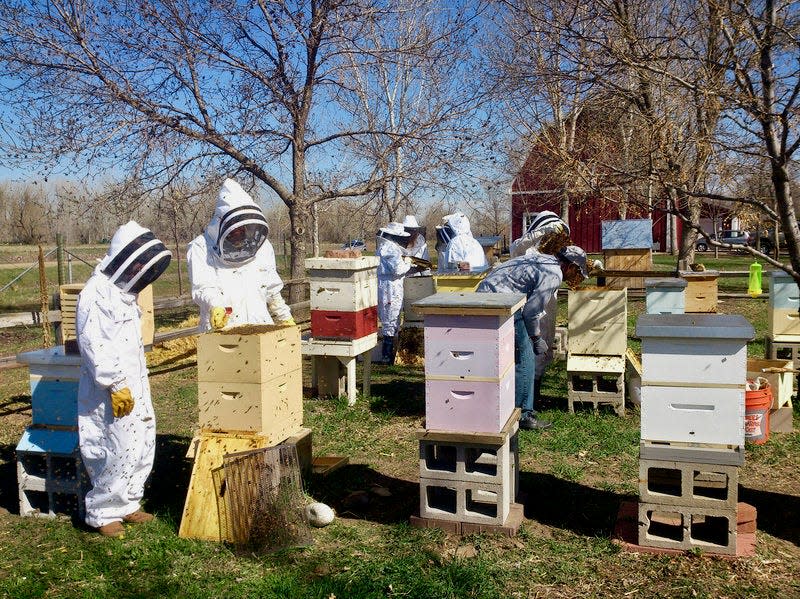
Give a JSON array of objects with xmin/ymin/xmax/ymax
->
[{"xmin": 56, "ymin": 233, "xmax": 66, "ymax": 286}]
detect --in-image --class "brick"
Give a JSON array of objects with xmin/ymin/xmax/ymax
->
[
  {"xmin": 639, "ymin": 458, "xmax": 738, "ymax": 509},
  {"xmin": 638, "ymin": 501, "xmax": 737, "ymax": 555},
  {"xmin": 197, "ymin": 325, "xmax": 301, "ymax": 384}
]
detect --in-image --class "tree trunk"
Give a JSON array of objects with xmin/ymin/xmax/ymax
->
[{"xmin": 288, "ymin": 200, "xmax": 310, "ymax": 305}]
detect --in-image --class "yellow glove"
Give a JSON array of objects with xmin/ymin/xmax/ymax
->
[
  {"xmin": 210, "ymin": 306, "xmax": 230, "ymax": 330},
  {"xmin": 279, "ymin": 317, "xmax": 296, "ymax": 326},
  {"xmin": 110, "ymin": 387, "xmax": 134, "ymax": 418}
]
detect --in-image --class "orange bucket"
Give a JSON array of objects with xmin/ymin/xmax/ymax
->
[{"xmin": 745, "ymin": 382, "xmax": 772, "ymax": 445}]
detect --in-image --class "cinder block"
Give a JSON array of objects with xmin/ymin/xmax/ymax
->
[
  {"xmin": 197, "ymin": 325, "xmax": 301, "ymax": 384},
  {"xmin": 767, "ymin": 337, "xmax": 800, "ymax": 373},
  {"xmin": 639, "ymin": 458, "xmax": 739, "ymax": 509},
  {"xmin": 197, "ymin": 370, "xmax": 303, "ymax": 441},
  {"xmin": 419, "ymin": 477, "xmax": 511, "ymax": 526},
  {"xmin": 638, "ymin": 501, "xmax": 737, "ymax": 555},
  {"xmin": 552, "ymin": 327, "xmax": 568, "ymax": 360},
  {"xmin": 17, "ymin": 450, "xmax": 90, "ymax": 519},
  {"xmin": 419, "ymin": 421, "xmax": 517, "ymax": 487},
  {"xmin": 568, "ymin": 288, "xmax": 627, "ymax": 356}
]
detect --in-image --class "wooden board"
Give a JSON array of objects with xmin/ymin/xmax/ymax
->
[
  {"xmin": 178, "ymin": 431, "xmax": 271, "ymax": 541},
  {"xmin": 604, "ymin": 249, "xmax": 652, "ymax": 290}
]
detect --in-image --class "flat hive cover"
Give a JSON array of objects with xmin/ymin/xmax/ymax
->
[
  {"xmin": 636, "ymin": 313, "xmax": 754, "ymax": 340},
  {"xmin": 412, "ymin": 291, "xmax": 525, "ymax": 315}
]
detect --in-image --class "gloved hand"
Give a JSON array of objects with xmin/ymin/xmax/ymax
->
[
  {"xmin": 531, "ymin": 336, "xmax": 548, "ymax": 356},
  {"xmin": 110, "ymin": 387, "xmax": 134, "ymax": 418},
  {"xmin": 210, "ymin": 306, "xmax": 230, "ymax": 330},
  {"xmin": 402, "ymin": 256, "xmax": 413, "ymax": 266},
  {"xmin": 279, "ymin": 317, "xmax": 296, "ymax": 326}
]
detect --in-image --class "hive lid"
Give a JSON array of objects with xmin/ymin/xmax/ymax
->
[
  {"xmin": 412, "ymin": 291, "xmax": 525, "ymax": 316},
  {"xmin": 645, "ymin": 278, "xmax": 687, "ymax": 289},
  {"xmin": 635, "ymin": 313, "xmax": 754, "ymax": 340},
  {"xmin": 678, "ymin": 270, "xmax": 719, "ymax": 280},
  {"xmin": 769, "ymin": 269, "xmax": 795, "ymax": 280},
  {"xmin": 16, "ymin": 427, "xmax": 78, "ymax": 454},
  {"xmin": 304, "ymin": 256, "xmax": 379, "ymax": 270},
  {"xmin": 16, "ymin": 346, "xmax": 82, "ymax": 366}
]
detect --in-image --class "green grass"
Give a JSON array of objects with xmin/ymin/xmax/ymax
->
[{"xmin": 2, "ymin": 253, "xmax": 800, "ymax": 598}]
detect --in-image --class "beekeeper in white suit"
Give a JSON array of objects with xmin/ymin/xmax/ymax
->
[
  {"xmin": 376, "ymin": 221, "xmax": 412, "ymax": 364},
  {"xmin": 402, "ymin": 215, "xmax": 430, "ymax": 276},
  {"xmin": 437, "ymin": 212, "xmax": 487, "ymax": 272},
  {"xmin": 187, "ymin": 178, "xmax": 293, "ymax": 331},
  {"xmin": 76, "ymin": 221, "xmax": 172, "ymax": 537}
]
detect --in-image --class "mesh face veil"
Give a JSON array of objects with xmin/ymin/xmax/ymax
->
[
  {"xmin": 102, "ymin": 231, "xmax": 172, "ymax": 294},
  {"xmin": 216, "ymin": 205, "xmax": 269, "ymax": 264}
]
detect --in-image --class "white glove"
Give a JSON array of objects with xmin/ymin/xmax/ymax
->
[{"xmin": 403, "ymin": 256, "xmax": 413, "ymax": 266}]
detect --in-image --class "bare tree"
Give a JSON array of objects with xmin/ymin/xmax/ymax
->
[{"xmin": 0, "ymin": 1, "xmax": 488, "ymax": 301}]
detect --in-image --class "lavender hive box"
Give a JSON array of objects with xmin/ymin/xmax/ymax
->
[
  {"xmin": 424, "ymin": 367, "xmax": 515, "ymax": 433},
  {"xmin": 423, "ymin": 314, "xmax": 514, "ymax": 380}
]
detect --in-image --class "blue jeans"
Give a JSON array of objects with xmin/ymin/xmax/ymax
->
[{"xmin": 514, "ymin": 312, "xmax": 536, "ymax": 417}]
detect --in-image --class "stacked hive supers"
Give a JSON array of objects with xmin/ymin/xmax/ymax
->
[
  {"xmin": 302, "ymin": 256, "xmax": 379, "ymax": 405},
  {"xmin": 410, "ymin": 292, "xmax": 525, "ymax": 534},
  {"xmin": 15, "ymin": 347, "xmax": 90, "ymax": 520},
  {"xmin": 636, "ymin": 314, "xmax": 755, "ymax": 555},
  {"xmin": 566, "ymin": 288, "xmax": 628, "ymax": 416},
  {"xmin": 181, "ymin": 323, "xmax": 309, "ymax": 541}
]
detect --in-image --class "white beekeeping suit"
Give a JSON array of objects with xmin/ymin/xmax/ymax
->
[
  {"xmin": 402, "ymin": 215, "xmax": 430, "ymax": 276},
  {"xmin": 439, "ymin": 212, "xmax": 488, "ymax": 272},
  {"xmin": 187, "ymin": 178, "xmax": 292, "ymax": 332},
  {"xmin": 77, "ymin": 221, "xmax": 172, "ymax": 532},
  {"xmin": 376, "ymin": 221, "xmax": 411, "ymax": 363}
]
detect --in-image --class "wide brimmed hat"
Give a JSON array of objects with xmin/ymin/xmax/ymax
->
[
  {"xmin": 379, "ymin": 222, "xmax": 410, "ymax": 237},
  {"xmin": 403, "ymin": 215, "xmax": 420, "ymax": 228}
]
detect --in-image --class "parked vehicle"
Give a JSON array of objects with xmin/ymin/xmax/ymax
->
[
  {"xmin": 696, "ymin": 230, "xmax": 750, "ymax": 252},
  {"xmin": 341, "ymin": 239, "xmax": 366, "ymax": 251}
]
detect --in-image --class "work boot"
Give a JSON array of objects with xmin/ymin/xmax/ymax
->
[
  {"xmin": 380, "ymin": 337, "xmax": 395, "ymax": 365},
  {"xmin": 123, "ymin": 510, "xmax": 155, "ymax": 524},
  {"xmin": 519, "ymin": 414, "xmax": 553, "ymax": 431},
  {"xmin": 97, "ymin": 521, "xmax": 125, "ymax": 537}
]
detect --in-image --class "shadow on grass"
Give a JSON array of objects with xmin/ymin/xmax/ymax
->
[
  {"xmin": 368, "ymin": 378, "xmax": 425, "ymax": 417},
  {"xmin": 306, "ymin": 463, "xmax": 418, "ymax": 524},
  {"xmin": 519, "ymin": 471, "xmax": 630, "ymax": 537},
  {"xmin": 0, "ymin": 394, "xmax": 31, "ymax": 417},
  {"xmin": 739, "ymin": 486, "xmax": 800, "ymax": 546}
]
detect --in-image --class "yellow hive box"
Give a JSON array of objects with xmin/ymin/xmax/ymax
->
[
  {"xmin": 197, "ymin": 368, "xmax": 303, "ymax": 439},
  {"xmin": 433, "ymin": 272, "xmax": 487, "ymax": 292},
  {"xmin": 768, "ymin": 307, "xmax": 800, "ymax": 337},
  {"xmin": 680, "ymin": 272, "xmax": 719, "ymax": 313},
  {"xmin": 61, "ymin": 283, "xmax": 154, "ymax": 351},
  {"xmin": 196, "ymin": 324, "xmax": 301, "ymax": 384},
  {"xmin": 568, "ymin": 288, "xmax": 628, "ymax": 356}
]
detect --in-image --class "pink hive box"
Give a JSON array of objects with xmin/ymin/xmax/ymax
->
[
  {"xmin": 425, "ymin": 366, "xmax": 515, "ymax": 433},
  {"xmin": 424, "ymin": 314, "xmax": 514, "ymax": 380}
]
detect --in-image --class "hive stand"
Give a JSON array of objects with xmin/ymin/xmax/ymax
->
[
  {"xmin": 566, "ymin": 288, "xmax": 628, "ymax": 415},
  {"xmin": 302, "ymin": 333, "xmax": 377, "ymax": 406}
]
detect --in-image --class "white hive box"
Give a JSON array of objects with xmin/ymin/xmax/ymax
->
[
  {"xmin": 567, "ymin": 288, "xmax": 627, "ymax": 356},
  {"xmin": 636, "ymin": 314, "xmax": 754, "ymax": 446},
  {"xmin": 196, "ymin": 324, "xmax": 303, "ymax": 440},
  {"xmin": 305, "ymin": 256, "xmax": 379, "ymax": 313}
]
